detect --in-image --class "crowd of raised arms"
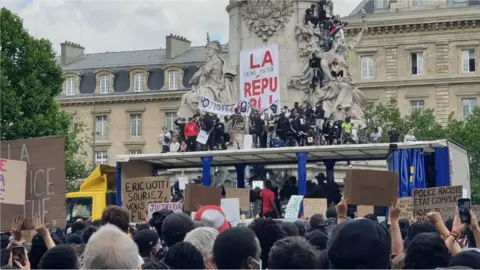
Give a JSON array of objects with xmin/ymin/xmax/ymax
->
[
  {"xmin": 2, "ymin": 193, "xmax": 480, "ymax": 270},
  {"xmin": 158, "ymin": 102, "xmax": 410, "ymax": 154}
]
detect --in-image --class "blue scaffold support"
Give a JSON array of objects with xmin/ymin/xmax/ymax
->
[
  {"xmin": 235, "ymin": 164, "xmax": 247, "ymax": 188},
  {"xmin": 201, "ymin": 156, "xmax": 213, "ymax": 186},
  {"xmin": 296, "ymin": 152, "xmax": 309, "ymax": 196},
  {"xmin": 296, "ymin": 152, "xmax": 309, "ymax": 217},
  {"xmin": 116, "ymin": 162, "xmax": 122, "ymax": 207},
  {"xmin": 324, "ymin": 160, "xmax": 336, "ymax": 185}
]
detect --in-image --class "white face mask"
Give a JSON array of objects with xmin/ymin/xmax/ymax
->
[{"xmin": 250, "ymin": 257, "xmax": 262, "ymax": 270}]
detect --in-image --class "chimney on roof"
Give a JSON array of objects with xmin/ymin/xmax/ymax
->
[
  {"xmin": 165, "ymin": 34, "xmax": 191, "ymax": 59},
  {"xmin": 60, "ymin": 41, "xmax": 85, "ymax": 66}
]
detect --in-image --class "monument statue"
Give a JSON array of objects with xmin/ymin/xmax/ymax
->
[
  {"xmin": 288, "ymin": 8, "xmax": 369, "ymax": 126},
  {"xmin": 177, "ymin": 38, "xmax": 238, "ymax": 119},
  {"xmin": 241, "ymin": 0, "xmax": 295, "ymax": 41}
]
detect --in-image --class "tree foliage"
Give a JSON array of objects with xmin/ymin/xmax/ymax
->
[
  {"xmin": 1, "ymin": 8, "xmax": 89, "ymax": 189},
  {"xmin": 367, "ymin": 99, "xmax": 480, "ymax": 203}
]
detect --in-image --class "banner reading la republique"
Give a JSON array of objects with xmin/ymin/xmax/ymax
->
[{"xmin": 240, "ymin": 44, "xmax": 280, "ymax": 114}]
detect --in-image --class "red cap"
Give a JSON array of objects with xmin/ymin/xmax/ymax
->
[{"xmin": 194, "ymin": 205, "xmax": 231, "ymax": 233}]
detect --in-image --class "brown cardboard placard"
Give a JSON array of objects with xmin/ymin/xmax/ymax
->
[
  {"xmin": 343, "ymin": 169, "xmax": 399, "ymax": 207},
  {"xmin": 0, "ymin": 136, "xmax": 66, "ymax": 231},
  {"xmin": 122, "ymin": 176, "xmax": 171, "ymax": 223},
  {"xmin": 0, "ymin": 159, "xmax": 27, "ymax": 205},
  {"xmin": 413, "ymin": 185, "xmax": 462, "ymax": 221},
  {"xmin": 303, "ymin": 198, "xmax": 327, "ymax": 218},
  {"xmin": 357, "ymin": 205, "xmax": 374, "ymax": 217},
  {"xmin": 183, "ymin": 184, "xmax": 222, "ymax": 212},
  {"xmin": 388, "ymin": 197, "xmax": 414, "ymax": 224},
  {"xmin": 225, "ymin": 188, "xmax": 250, "ymax": 212}
]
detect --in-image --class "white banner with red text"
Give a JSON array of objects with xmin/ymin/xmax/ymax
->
[{"xmin": 239, "ymin": 44, "xmax": 280, "ymax": 114}]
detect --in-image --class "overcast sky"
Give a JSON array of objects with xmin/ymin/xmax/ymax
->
[{"xmin": 4, "ymin": 0, "xmax": 363, "ymax": 54}]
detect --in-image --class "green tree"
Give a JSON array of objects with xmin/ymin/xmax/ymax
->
[
  {"xmin": 368, "ymin": 99, "xmax": 480, "ymax": 203},
  {"xmin": 1, "ymin": 8, "xmax": 89, "ymax": 188}
]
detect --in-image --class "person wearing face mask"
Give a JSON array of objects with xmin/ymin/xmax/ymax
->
[{"xmin": 212, "ymin": 227, "xmax": 262, "ymax": 269}]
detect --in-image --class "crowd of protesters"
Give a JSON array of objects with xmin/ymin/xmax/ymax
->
[
  {"xmin": 2, "ymin": 188, "xmax": 480, "ymax": 270},
  {"xmin": 158, "ymin": 102, "xmax": 402, "ymax": 153}
]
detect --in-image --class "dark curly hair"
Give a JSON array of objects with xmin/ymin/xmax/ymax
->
[
  {"xmin": 268, "ymin": 237, "xmax": 318, "ymax": 269},
  {"xmin": 406, "ymin": 221, "xmax": 436, "ymax": 247},
  {"xmin": 248, "ymin": 218, "xmax": 287, "ymax": 269},
  {"xmin": 404, "ymin": 232, "xmax": 450, "ymax": 269}
]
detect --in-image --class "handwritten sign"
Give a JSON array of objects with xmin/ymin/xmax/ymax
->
[
  {"xmin": 389, "ymin": 197, "xmax": 414, "ymax": 224},
  {"xmin": 284, "ymin": 195, "xmax": 304, "ymax": 222},
  {"xmin": 0, "ymin": 136, "xmax": 66, "ymax": 231},
  {"xmin": 413, "ymin": 185, "xmax": 462, "ymax": 221},
  {"xmin": 148, "ymin": 202, "xmax": 183, "ymax": 219},
  {"xmin": 225, "ymin": 188, "xmax": 250, "ymax": 212},
  {"xmin": 0, "ymin": 159, "xmax": 27, "ymax": 205},
  {"xmin": 357, "ymin": 205, "xmax": 374, "ymax": 217},
  {"xmin": 122, "ymin": 176, "xmax": 171, "ymax": 222},
  {"xmin": 303, "ymin": 198, "xmax": 327, "ymax": 218},
  {"xmin": 240, "ymin": 44, "xmax": 280, "ymax": 113}
]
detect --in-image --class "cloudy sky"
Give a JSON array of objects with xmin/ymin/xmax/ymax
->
[{"xmin": 4, "ymin": 0, "xmax": 362, "ymax": 54}]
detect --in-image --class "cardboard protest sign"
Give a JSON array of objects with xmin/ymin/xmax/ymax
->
[
  {"xmin": 225, "ymin": 188, "xmax": 250, "ymax": 211},
  {"xmin": 148, "ymin": 202, "xmax": 183, "ymax": 219},
  {"xmin": 388, "ymin": 197, "xmax": 414, "ymax": 224},
  {"xmin": 284, "ymin": 195, "xmax": 304, "ymax": 222},
  {"xmin": 357, "ymin": 205, "xmax": 374, "ymax": 217},
  {"xmin": 122, "ymin": 176, "xmax": 171, "ymax": 222},
  {"xmin": 0, "ymin": 136, "xmax": 66, "ymax": 231},
  {"xmin": 183, "ymin": 184, "xmax": 222, "ymax": 212},
  {"xmin": 0, "ymin": 159, "xmax": 27, "ymax": 205},
  {"xmin": 302, "ymin": 198, "xmax": 327, "ymax": 218},
  {"xmin": 413, "ymin": 185, "xmax": 462, "ymax": 221},
  {"xmin": 344, "ymin": 169, "xmax": 399, "ymax": 206}
]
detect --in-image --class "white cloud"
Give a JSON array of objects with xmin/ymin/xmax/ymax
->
[{"xmin": 3, "ymin": 0, "xmax": 363, "ymax": 54}]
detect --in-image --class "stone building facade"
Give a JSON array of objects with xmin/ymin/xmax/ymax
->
[
  {"xmin": 55, "ymin": 0, "xmax": 479, "ymax": 180},
  {"xmin": 344, "ymin": 1, "xmax": 480, "ymax": 123}
]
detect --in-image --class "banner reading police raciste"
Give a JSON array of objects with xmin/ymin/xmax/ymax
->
[{"xmin": 240, "ymin": 44, "xmax": 280, "ymax": 114}]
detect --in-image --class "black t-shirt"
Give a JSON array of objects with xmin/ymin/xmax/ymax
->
[
  {"xmin": 203, "ymin": 115, "xmax": 215, "ymax": 131},
  {"xmin": 254, "ymin": 118, "xmax": 265, "ymax": 134},
  {"xmin": 215, "ymin": 121, "xmax": 225, "ymax": 133},
  {"xmin": 277, "ymin": 118, "xmax": 290, "ymax": 132},
  {"xmin": 294, "ymin": 117, "xmax": 309, "ymax": 133},
  {"xmin": 315, "ymin": 108, "xmax": 325, "ymax": 119}
]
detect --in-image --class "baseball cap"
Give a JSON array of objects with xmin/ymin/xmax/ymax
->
[{"xmin": 193, "ymin": 206, "xmax": 231, "ymax": 233}]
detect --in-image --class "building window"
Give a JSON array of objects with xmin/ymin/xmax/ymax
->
[
  {"xmin": 66, "ymin": 77, "xmax": 75, "ymax": 96},
  {"xmin": 95, "ymin": 151, "xmax": 108, "ymax": 165},
  {"xmin": 462, "ymin": 98, "xmax": 477, "ymax": 120},
  {"xmin": 95, "ymin": 115, "xmax": 108, "ymax": 138},
  {"xmin": 165, "ymin": 113, "xmax": 176, "ymax": 132},
  {"xmin": 462, "ymin": 49, "xmax": 476, "ymax": 73},
  {"xmin": 100, "ymin": 75, "xmax": 110, "ymax": 94},
  {"xmin": 134, "ymin": 73, "xmax": 145, "ymax": 92},
  {"xmin": 130, "ymin": 114, "xmax": 142, "ymax": 136},
  {"xmin": 412, "ymin": 0, "xmax": 425, "ymax": 6},
  {"xmin": 361, "ymin": 56, "xmax": 374, "ymax": 78},
  {"xmin": 410, "ymin": 100, "xmax": 425, "ymax": 113},
  {"xmin": 411, "ymin": 52, "xmax": 424, "ymax": 75},
  {"xmin": 375, "ymin": 0, "xmax": 389, "ymax": 9},
  {"xmin": 129, "ymin": 149, "xmax": 142, "ymax": 155},
  {"xmin": 168, "ymin": 71, "xmax": 179, "ymax": 90}
]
